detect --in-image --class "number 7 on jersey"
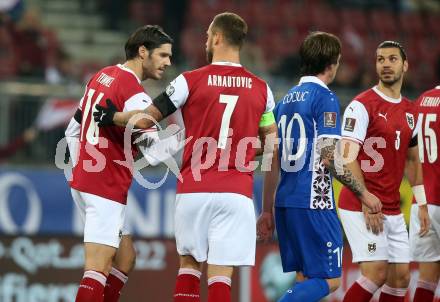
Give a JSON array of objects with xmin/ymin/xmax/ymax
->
[{"xmin": 218, "ymin": 94, "xmax": 238, "ymax": 149}]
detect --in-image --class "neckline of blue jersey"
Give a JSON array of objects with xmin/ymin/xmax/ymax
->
[{"xmin": 299, "ymin": 76, "xmax": 329, "ymax": 89}]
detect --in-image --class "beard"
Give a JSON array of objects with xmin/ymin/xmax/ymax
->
[{"xmin": 379, "ymin": 73, "xmax": 402, "ymax": 86}]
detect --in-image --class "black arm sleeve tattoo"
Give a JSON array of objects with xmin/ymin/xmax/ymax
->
[
  {"xmin": 320, "ymin": 139, "xmax": 365, "ymax": 197},
  {"xmin": 152, "ymin": 92, "xmax": 177, "ymax": 118}
]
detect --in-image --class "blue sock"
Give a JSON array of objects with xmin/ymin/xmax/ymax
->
[{"xmin": 278, "ymin": 278, "xmax": 330, "ymax": 302}]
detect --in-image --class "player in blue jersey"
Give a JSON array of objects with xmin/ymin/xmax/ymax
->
[{"xmin": 257, "ymin": 32, "xmax": 382, "ymax": 302}]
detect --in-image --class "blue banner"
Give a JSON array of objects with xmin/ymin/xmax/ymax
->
[{"xmin": 0, "ymin": 169, "xmax": 263, "ymax": 237}]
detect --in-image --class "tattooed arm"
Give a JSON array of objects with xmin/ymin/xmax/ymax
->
[
  {"xmin": 320, "ymin": 137, "xmax": 382, "ymax": 213},
  {"xmin": 320, "ymin": 137, "xmax": 384, "ymax": 234}
]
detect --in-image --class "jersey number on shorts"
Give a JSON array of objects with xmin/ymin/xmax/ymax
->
[
  {"xmin": 418, "ymin": 113, "xmax": 438, "ymax": 163},
  {"xmin": 278, "ymin": 114, "xmax": 306, "ymax": 161},
  {"xmin": 218, "ymin": 94, "xmax": 238, "ymax": 149},
  {"xmin": 80, "ymin": 88, "xmax": 104, "ymax": 145}
]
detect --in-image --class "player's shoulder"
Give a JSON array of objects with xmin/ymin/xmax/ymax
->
[{"xmin": 353, "ymin": 88, "xmax": 375, "ymax": 104}]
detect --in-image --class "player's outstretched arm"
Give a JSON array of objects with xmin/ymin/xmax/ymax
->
[
  {"xmin": 94, "ymin": 94, "xmax": 175, "ymax": 129},
  {"xmin": 405, "ymin": 144, "xmax": 430, "ymax": 236}
]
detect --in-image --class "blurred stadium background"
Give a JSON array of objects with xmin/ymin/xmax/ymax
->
[{"xmin": 0, "ymin": 0, "xmax": 439, "ymax": 301}]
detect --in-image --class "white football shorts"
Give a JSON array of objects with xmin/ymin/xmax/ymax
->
[
  {"xmin": 71, "ymin": 188, "xmax": 129, "ymax": 248},
  {"xmin": 175, "ymin": 192, "xmax": 256, "ymax": 266},
  {"xmin": 339, "ymin": 209, "xmax": 410, "ymax": 263},
  {"xmin": 410, "ymin": 204, "xmax": 440, "ymax": 262}
]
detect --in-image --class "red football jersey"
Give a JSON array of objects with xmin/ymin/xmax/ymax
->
[
  {"xmin": 415, "ymin": 86, "xmax": 440, "ymax": 205},
  {"xmin": 339, "ymin": 87, "xmax": 418, "ymax": 214},
  {"xmin": 71, "ymin": 64, "xmax": 154, "ymax": 204},
  {"xmin": 166, "ymin": 62, "xmax": 274, "ymax": 198}
]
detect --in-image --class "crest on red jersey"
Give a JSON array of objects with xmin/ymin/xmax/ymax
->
[{"xmin": 405, "ymin": 113, "xmax": 415, "ymax": 130}]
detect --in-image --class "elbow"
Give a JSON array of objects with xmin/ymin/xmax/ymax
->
[{"xmin": 321, "ymin": 158, "xmax": 331, "ymax": 169}]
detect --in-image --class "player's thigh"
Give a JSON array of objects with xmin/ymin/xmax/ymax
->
[
  {"xmin": 418, "ymin": 262, "xmax": 440, "ymax": 283},
  {"xmin": 207, "ymin": 193, "xmax": 256, "ymax": 266},
  {"xmin": 174, "ymin": 193, "xmax": 212, "ymax": 262},
  {"xmin": 290, "ymin": 208, "xmax": 343, "ymax": 279},
  {"xmin": 339, "ymin": 209, "xmax": 388, "ymax": 262},
  {"xmin": 359, "ymin": 260, "xmax": 388, "ymax": 285},
  {"xmin": 274, "ymin": 207, "xmax": 300, "ymax": 273},
  {"xmin": 384, "ymin": 263, "xmax": 410, "ymax": 288},
  {"xmin": 410, "ymin": 204, "xmax": 440, "ymax": 262},
  {"xmin": 84, "ymin": 242, "xmax": 117, "ymax": 274},
  {"xmin": 79, "ymin": 190, "xmax": 126, "ymax": 248},
  {"xmin": 386, "ymin": 214, "xmax": 410, "ymax": 264},
  {"xmin": 113, "ymin": 235, "xmax": 136, "ymax": 274}
]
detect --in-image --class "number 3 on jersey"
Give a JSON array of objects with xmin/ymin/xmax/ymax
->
[
  {"xmin": 218, "ymin": 94, "xmax": 238, "ymax": 149},
  {"xmin": 80, "ymin": 88, "xmax": 104, "ymax": 145}
]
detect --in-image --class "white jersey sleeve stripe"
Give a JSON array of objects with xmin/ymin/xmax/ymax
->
[
  {"xmin": 342, "ymin": 136, "xmax": 364, "ymax": 145},
  {"xmin": 265, "ymin": 83, "xmax": 275, "ymax": 112},
  {"xmin": 342, "ymin": 100, "xmax": 369, "ymax": 143},
  {"xmin": 317, "ymin": 134, "xmax": 341, "ymax": 140},
  {"xmin": 123, "ymin": 92, "xmax": 152, "ymax": 112},
  {"xmin": 167, "ymin": 74, "xmax": 190, "ymax": 109}
]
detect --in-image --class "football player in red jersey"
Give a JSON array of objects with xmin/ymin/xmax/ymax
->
[
  {"xmin": 64, "ymin": 25, "xmax": 173, "ymax": 302},
  {"xmin": 411, "ymin": 86, "xmax": 440, "ymax": 302},
  {"xmin": 339, "ymin": 41, "xmax": 431, "ymax": 302},
  {"xmin": 94, "ymin": 12, "xmax": 278, "ymax": 302}
]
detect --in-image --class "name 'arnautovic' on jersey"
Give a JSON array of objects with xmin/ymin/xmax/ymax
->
[
  {"xmin": 416, "ymin": 86, "xmax": 440, "ymax": 206},
  {"xmin": 71, "ymin": 64, "xmax": 157, "ymax": 204},
  {"xmin": 339, "ymin": 86, "xmax": 419, "ymax": 214},
  {"xmin": 274, "ymin": 76, "xmax": 341, "ymax": 210},
  {"xmin": 164, "ymin": 62, "xmax": 275, "ymax": 198}
]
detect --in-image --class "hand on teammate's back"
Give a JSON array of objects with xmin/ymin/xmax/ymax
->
[
  {"xmin": 94, "ymin": 99, "xmax": 117, "ymax": 127},
  {"xmin": 257, "ymin": 211, "xmax": 275, "ymax": 243}
]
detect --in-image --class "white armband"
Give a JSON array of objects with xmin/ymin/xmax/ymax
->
[{"xmin": 412, "ymin": 185, "xmax": 427, "ymax": 206}]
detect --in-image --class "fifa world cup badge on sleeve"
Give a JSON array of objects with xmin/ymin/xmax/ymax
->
[
  {"xmin": 344, "ymin": 118, "xmax": 356, "ymax": 132},
  {"xmin": 324, "ymin": 112, "xmax": 337, "ymax": 128}
]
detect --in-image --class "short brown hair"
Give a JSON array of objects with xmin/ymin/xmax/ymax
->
[
  {"xmin": 299, "ymin": 31, "xmax": 341, "ymax": 76},
  {"xmin": 211, "ymin": 12, "xmax": 247, "ymax": 49},
  {"xmin": 377, "ymin": 40, "xmax": 407, "ymax": 61},
  {"xmin": 125, "ymin": 25, "xmax": 173, "ymax": 60}
]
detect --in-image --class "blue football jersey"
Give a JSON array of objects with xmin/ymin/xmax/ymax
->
[{"xmin": 274, "ymin": 76, "xmax": 341, "ymax": 209}]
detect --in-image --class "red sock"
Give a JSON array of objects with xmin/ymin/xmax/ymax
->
[
  {"xmin": 378, "ymin": 285, "xmax": 406, "ymax": 302},
  {"xmin": 174, "ymin": 268, "xmax": 201, "ymax": 302},
  {"xmin": 104, "ymin": 267, "xmax": 128, "ymax": 302},
  {"xmin": 75, "ymin": 270, "xmax": 107, "ymax": 302},
  {"xmin": 413, "ymin": 280, "xmax": 437, "ymax": 302},
  {"xmin": 343, "ymin": 276, "xmax": 378, "ymax": 302},
  {"xmin": 208, "ymin": 276, "xmax": 231, "ymax": 302}
]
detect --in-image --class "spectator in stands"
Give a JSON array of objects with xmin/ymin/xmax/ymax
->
[
  {"xmin": 0, "ymin": 13, "xmax": 17, "ymax": 78},
  {"xmin": 10, "ymin": 8, "xmax": 59, "ymax": 78},
  {"xmin": 0, "ymin": 127, "xmax": 38, "ymax": 163}
]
